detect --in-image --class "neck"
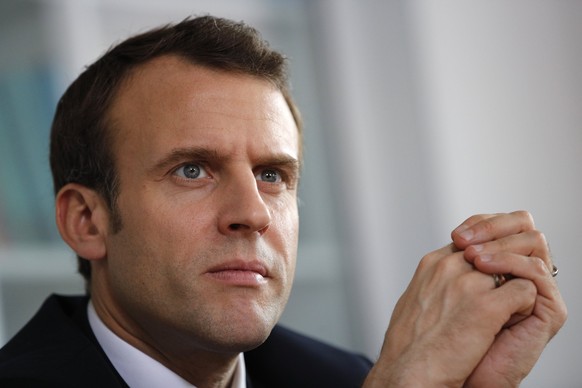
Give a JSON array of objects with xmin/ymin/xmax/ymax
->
[{"xmin": 90, "ymin": 294, "xmax": 241, "ymax": 388}]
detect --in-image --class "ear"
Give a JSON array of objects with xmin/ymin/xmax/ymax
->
[{"xmin": 55, "ymin": 183, "xmax": 110, "ymax": 261}]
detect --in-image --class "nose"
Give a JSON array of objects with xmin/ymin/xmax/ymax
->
[{"xmin": 217, "ymin": 171, "xmax": 272, "ymax": 236}]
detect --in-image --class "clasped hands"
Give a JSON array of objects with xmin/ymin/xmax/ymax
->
[{"xmin": 364, "ymin": 211, "xmax": 567, "ymax": 388}]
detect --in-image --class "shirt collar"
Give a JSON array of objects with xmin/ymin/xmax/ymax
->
[{"xmin": 87, "ymin": 301, "xmax": 247, "ymax": 388}]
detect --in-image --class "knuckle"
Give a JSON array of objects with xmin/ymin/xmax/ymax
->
[
  {"xmin": 468, "ymin": 214, "xmax": 486, "ymax": 223},
  {"xmin": 556, "ymin": 302, "xmax": 568, "ymax": 325},
  {"xmin": 548, "ymin": 297, "xmax": 568, "ymax": 335},
  {"xmin": 530, "ymin": 230, "xmax": 549, "ymax": 251},
  {"xmin": 419, "ymin": 253, "xmax": 437, "ymax": 270},
  {"xmin": 525, "ymin": 281, "xmax": 538, "ymax": 299},
  {"xmin": 434, "ymin": 254, "xmax": 459, "ymax": 279},
  {"xmin": 461, "ymin": 213, "xmax": 487, "ymax": 228},
  {"xmin": 479, "ymin": 218, "xmax": 495, "ymax": 235},
  {"xmin": 513, "ymin": 210, "xmax": 535, "ymax": 229},
  {"xmin": 419, "ymin": 244, "xmax": 455, "ymax": 270},
  {"xmin": 531, "ymin": 256, "xmax": 548, "ymax": 276},
  {"xmin": 513, "ymin": 278, "xmax": 537, "ymax": 299},
  {"xmin": 530, "ymin": 229, "xmax": 545, "ymax": 243}
]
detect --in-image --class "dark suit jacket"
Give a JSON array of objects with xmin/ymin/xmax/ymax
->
[{"xmin": 0, "ymin": 295, "xmax": 372, "ymax": 387}]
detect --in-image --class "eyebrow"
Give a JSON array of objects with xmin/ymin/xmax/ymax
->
[
  {"xmin": 150, "ymin": 146, "xmax": 300, "ymax": 175},
  {"xmin": 150, "ymin": 147, "xmax": 222, "ymax": 174},
  {"xmin": 255, "ymin": 155, "xmax": 301, "ymax": 172}
]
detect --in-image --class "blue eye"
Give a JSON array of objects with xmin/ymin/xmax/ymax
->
[
  {"xmin": 174, "ymin": 164, "xmax": 208, "ymax": 179},
  {"xmin": 256, "ymin": 169, "xmax": 281, "ymax": 183}
]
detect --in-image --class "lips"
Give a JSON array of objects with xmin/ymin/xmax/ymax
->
[{"xmin": 205, "ymin": 260, "xmax": 269, "ymax": 286}]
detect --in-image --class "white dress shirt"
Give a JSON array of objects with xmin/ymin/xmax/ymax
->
[{"xmin": 88, "ymin": 301, "xmax": 247, "ymax": 388}]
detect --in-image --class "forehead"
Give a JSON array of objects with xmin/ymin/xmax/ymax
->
[{"xmin": 106, "ymin": 56, "xmax": 299, "ymax": 166}]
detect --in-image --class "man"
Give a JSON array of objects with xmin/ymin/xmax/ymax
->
[{"xmin": 0, "ymin": 15, "xmax": 566, "ymax": 387}]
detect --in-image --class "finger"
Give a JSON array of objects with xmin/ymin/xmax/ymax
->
[
  {"xmin": 461, "ymin": 276, "xmax": 537, "ymax": 331},
  {"xmin": 491, "ymin": 278, "xmax": 537, "ymax": 327},
  {"xmin": 475, "ymin": 251, "xmax": 568, "ymax": 336},
  {"xmin": 464, "ymin": 230, "xmax": 552, "ymax": 269},
  {"xmin": 452, "ymin": 210, "xmax": 536, "ymax": 249},
  {"xmin": 415, "ymin": 243, "xmax": 460, "ymax": 271},
  {"xmin": 473, "ymin": 252, "xmax": 558, "ymax": 299}
]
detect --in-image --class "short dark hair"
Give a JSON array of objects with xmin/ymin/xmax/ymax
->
[{"xmin": 49, "ymin": 15, "xmax": 302, "ymax": 288}]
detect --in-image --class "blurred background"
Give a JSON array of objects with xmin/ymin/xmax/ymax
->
[{"xmin": 1, "ymin": 0, "xmax": 580, "ymax": 386}]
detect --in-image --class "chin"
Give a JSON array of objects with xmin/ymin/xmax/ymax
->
[
  {"xmin": 202, "ymin": 312, "xmax": 278, "ymax": 354},
  {"xmin": 188, "ymin": 293, "xmax": 288, "ymax": 354},
  {"xmin": 199, "ymin": 328, "xmax": 270, "ymax": 355}
]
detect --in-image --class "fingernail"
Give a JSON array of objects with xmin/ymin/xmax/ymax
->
[
  {"xmin": 479, "ymin": 254, "xmax": 493, "ymax": 262},
  {"xmin": 458, "ymin": 228, "xmax": 474, "ymax": 241},
  {"xmin": 472, "ymin": 244, "xmax": 484, "ymax": 253}
]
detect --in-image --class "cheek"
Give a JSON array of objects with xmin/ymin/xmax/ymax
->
[
  {"xmin": 106, "ymin": 193, "xmax": 208, "ymax": 282},
  {"xmin": 270, "ymin": 198, "xmax": 299, "ymax": 268},
  {"xmin": 270, "ymin": 194, "xmax": 298, "ymax": 235},
  {"xmin": 121, "ymin": 189, "xmax": 212, "ymax": 238}
]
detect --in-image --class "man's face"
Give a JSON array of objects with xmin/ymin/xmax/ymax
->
[{"xmin": 93, "ymin": 56, "xmax": 300, "ymax": 355}]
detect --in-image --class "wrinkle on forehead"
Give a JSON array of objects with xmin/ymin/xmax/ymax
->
[{"xmin": 106, "ymin": 55, "xmax": 299, "ymax": 180}]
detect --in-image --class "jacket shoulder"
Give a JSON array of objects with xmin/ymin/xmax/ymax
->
[
  {"xmin": 245, "ymin": 325, "xmax": 373, "ymax": 388},
  {"xmin": 0, "ymin": 294, "xmax": 127, "ymax": 387}
]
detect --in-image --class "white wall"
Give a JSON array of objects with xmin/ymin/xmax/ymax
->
[
  {"xmin": 408, "ymin": 2, "xmax": 582, "ymax": 386},
  {"xmin": 316, "ymin": 1, "xmax": 582, "ymax": 386}
]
